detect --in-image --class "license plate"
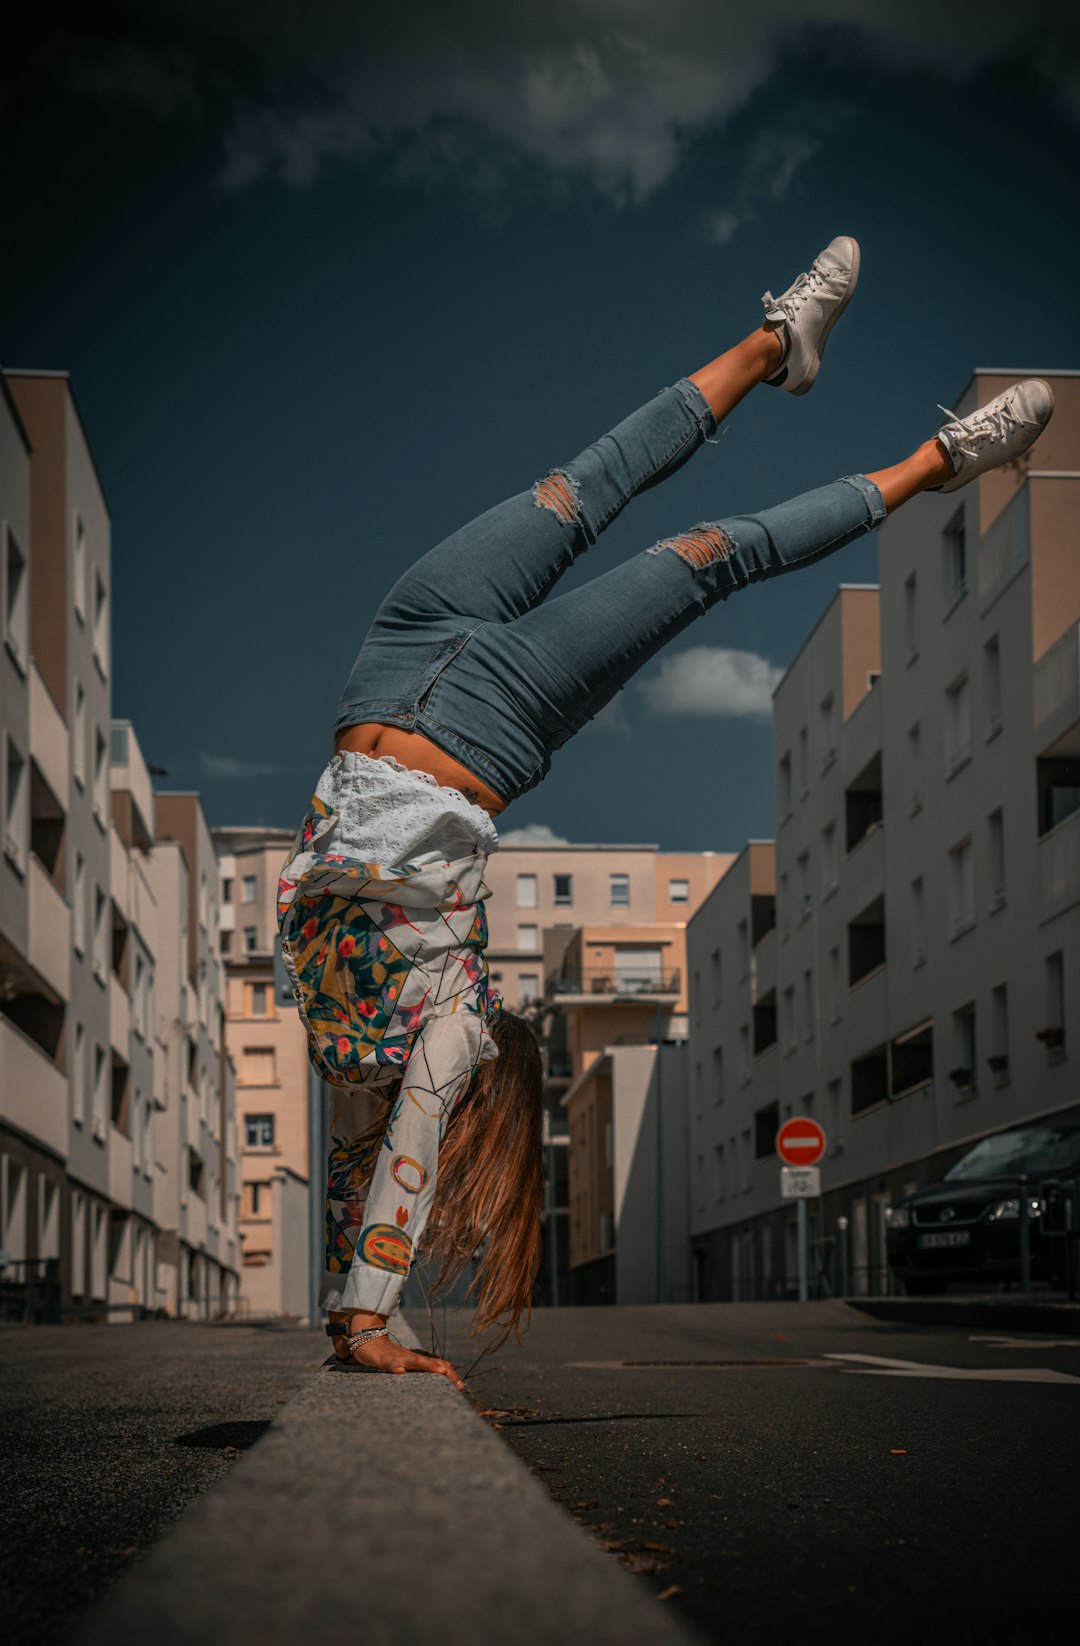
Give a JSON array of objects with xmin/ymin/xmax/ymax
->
[{"xmin": 917, "ymin": 1231, "xmax": 971, "ymax": 1249}]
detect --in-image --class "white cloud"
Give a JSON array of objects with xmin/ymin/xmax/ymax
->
[
  {"xmin": 498, "ymin": 821, "xmax": 571, "ymax": 846},
  {"xmin": 639, "ymin": 645, "xmax": 782, "ymax": 719},
  {"xmin": 199, "ymin": 752, "xmax": 277, "ymax": 779}
]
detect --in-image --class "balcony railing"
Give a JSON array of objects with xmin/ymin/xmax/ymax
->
[{"xmin": 548, "ymin": 968, "xmax": 681, "ymax": 998}]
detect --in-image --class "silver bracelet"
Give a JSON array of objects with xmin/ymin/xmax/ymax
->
[{"xmin": 343, "ymin": 1325, "xmax": 389, "ymax": 1353}]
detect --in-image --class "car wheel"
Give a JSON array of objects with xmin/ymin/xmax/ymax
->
[{"xmin": 903, "ymin": 1278, "xmax": 949, "ymax": 1296}]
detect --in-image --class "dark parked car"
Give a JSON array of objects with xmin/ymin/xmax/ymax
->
[{"xmin": 886, "ymin": 1123, "xmax": 1080, "ymax": 1294}]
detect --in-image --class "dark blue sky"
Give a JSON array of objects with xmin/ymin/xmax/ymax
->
[{"xmin": 4, "ymin": 3, "xmax": 1078, "ymax": 851}]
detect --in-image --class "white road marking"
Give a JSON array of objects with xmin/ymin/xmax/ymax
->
[
  {"xmin": 825, "ymin": 1352, "xmax": 1080, "ymax": 1384},
  {"xmin": 968, "ymin": 1335, "xmax": 1079, "ymax": 1349}
]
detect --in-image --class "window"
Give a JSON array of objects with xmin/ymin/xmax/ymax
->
[
  {"xmin": 826, "ymin": 1079, "xmax": 842, "ymax": 1149},
  {"xmin": 829, "ymin": 946, "xmax": 841, "ymax": 1023},
  {"xmin": 669, "ymin": 877, "xmax": 689, "ymax": 904},
  {"xmin": 243, "ymin": 926, "xmax": 257, "ymax": 954},
  {"xmin": 609, "ymin": 872, "xmax": 630, "ymax": 907},
  {"xmin": 71, "ymin": 682, "xmax": 86, "ymax": 788},
  {"xmin": 737, "ymin": 919, "xmax": 750, "ymax": 978},
  {"xmin": 92, "ymin": 725, "xmax": 108, "ymax": 824},
  {"xmin": 713, "ymin": 1143, "xmax": 726, "ymax": 1202},
  {"xmin": 984, "ymin": 635, "xmax": 1002, "ymax": 737},
  {"xmin": 4, "ymin": 739, "xmax": 27, "ymax": 869},
  {"xmin": 1037, "ymin": 756, "xmax": 1080, "ymax": 835},
  {"xmin": 249, "ymin": 981, "xmax": 269, "ymax": 1017},
  {"xmin": 850, "ymin": 1046, "xmax": 888, "ymax": 1113},
  {"xmin": 4, "ymin": 528, "xmax": 27, "ymax": 664},
  {"xmin": 93, "ymin": 885, "xmax": 108, "ymax": 982},
  {"xmin": 92, "ymin": 1044, "xmax": 107, "ymax": 1137},
  {"xmin": 891, "ymin": 1021, "xmax": 934, "ymax": 1096},
  {"xmin": 188, "ymin": 1149, "xmax": 205, "ymax": 1197},
  {"xmin": 245, "ymin": 1113, "xmax": 275, "ymax": 1148},
  {"xmin": 904, "ymin": 571, "xmax": 918, "ymax": 660},
  {"xmin": 553, "ymin": 873, "xmax": 572, "ymax": 906},
  {"xmin": 988, "ymin": 809, "xmax": 1005, "ymax": 909},
  {"xmin": 518, "ymin": 972, "xmax": 540, "ymax": 1003},
  {"xmin": 1042, "ymin": 952, "xmax": 1066, "ymax": 1057},
  {"xmin": 798, "ymin": 726, "xmax": 809, "ymax": 795},
  {"xmin": 779, "ymin": 873, "xmax": 789, "ymax": 939},
  {"xmin": 711, "ymin": 1044, "xmax": 724, "ymax": 1105},
  {"xmin": 740, "ymin": 1128, "xmax": 753, "ymax": 1191},
  {"xmin": 222, "ymin": 877, "xmax": 234, "ymax": 903},
  {"xmin": 910, "ymin": 877, "xmax": 925, "ymax": 966},
  {"xmin": 943, "ymin": 509, "xmax": 967, "ymax": 605},
  {"xmin": 990, "ymin": 984, "xmax": 1009, "ymax": 1076},
  {"xmin": 951, "ymin": 1004, "xmax": 977, "ymax": 1091},
  {"xmin": 710, "ymin": 947, "xmax": 721, "ymax": 1003},
  {"xmin": 848, "ymin": 896, "xmax": 886, "ymax": 985},
  {"xmin": 242, "ymin": 875, "xmax": 257, "ymax": 904},
  {"xmin": 242, "ymin": 1047, "xmax": 276, "ymax": 1086},
  {"xmin": 948, "ymin": 839, "xmax": 974, "ymax": 938},
  {"xmin": 71, "ymin": 1024, "xmax": 86, "ymax": 1125},
  {"xmin": 220, "ymin": 930, "xmax": 232, "ymax": 955},
  {"xmin": 516, "ymin": 923, "xmax": 538, "ymax": 951},
  {"xmin": 73, "ymin": 514, "xmax": 87, "ymax": 620},
  {"xmin": 754, "ymin": 1102, "xmax": 779, "ymax": 1159},
  {"xmin": 907, "ymin": 723, "xmax": 922, "ymax": 814},
  {"xmin": 796, "ymin": 851, "xmax": 810, "ymax": 920},
  {"xmin": 516, "ymin": 873, "xmax": 537, "ymax": 908},
  {"xmin": 944, "ymin": 674, "xmax": 972, "ymax": 777},
  {"xmin": 819, "ymin": 693, "xmax": 837, "ymax": 768},
  {"xmin": 821, "ymin": 823, "xmax": 837, "ymax": 896},
  {"xmin": 778, "ymin": 752, "xmax": 792, "ymax": 820},
  {"xmin": 92, "ymin": 568, "xmax": 109, "ymax": 676},
  {"xmin": 738, "ymin": 1024, "xmax": 750, "ymax": 1085},
  {"xmin": 803, "ymin": 968, "xmax": 815, "ymax": 1042}
]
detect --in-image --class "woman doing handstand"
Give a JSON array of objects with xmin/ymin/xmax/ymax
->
[{"xmin": 277, "ymin": 235, "xmax": 1053, "ymax": 1388}]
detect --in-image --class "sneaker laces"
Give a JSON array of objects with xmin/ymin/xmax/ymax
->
[
  {"xmin": 937, "ymin": 393, "xmax": 1030, "ymax": 462},
  {"xmin": 761, "ymin": 258, "xmax": 834, "ymax": 325}
]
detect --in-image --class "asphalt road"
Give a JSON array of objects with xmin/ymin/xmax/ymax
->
[
  {"xmin": 0, "ymin": 1320, "xmax": 325, "ymax": 1646},
  {"xmin": 425, "ymin": 1300, "xmax": 1080, "ymax": 1646}
]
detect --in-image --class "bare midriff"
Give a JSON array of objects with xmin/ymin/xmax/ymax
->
[{"xmin": 334, "ymin": 723, "xmax": 507, "ymax": 818}]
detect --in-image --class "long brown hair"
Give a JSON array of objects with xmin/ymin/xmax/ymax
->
[{"xmin": 422, "ymin": 1009, "xmax": 544, "ymax": 1343}]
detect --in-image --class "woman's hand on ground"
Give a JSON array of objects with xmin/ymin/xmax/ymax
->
[{"xmin": 349, "ymin": 1332, "xmax": 466, "ymax": 1389}]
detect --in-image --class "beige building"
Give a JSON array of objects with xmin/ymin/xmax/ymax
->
[
  {"xmin": 213, "ymin": 825, "xmax": 310, "ymax": 1317},
  {"xmin": 687, "ymin": 369, "xmax": 1080, "ymax": 1302},
  {"xmin": 0, "ymin": 366, "xmax": 238, "ymax": 1322}
]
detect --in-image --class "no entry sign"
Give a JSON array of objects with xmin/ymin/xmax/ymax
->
[{"xmin": 776, "ymin": 1116, "xmax": 827, "ymax": 1167}]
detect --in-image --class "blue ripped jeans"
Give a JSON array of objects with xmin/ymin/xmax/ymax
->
[{"xmin": 336, "ymin": 378, "xmax": 886, "ymax": 805}]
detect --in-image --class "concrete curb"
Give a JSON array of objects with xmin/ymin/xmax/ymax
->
[
  {"xmin": 72, "ymin": 1319, "xmax": 701, "ymax": 1646},
  {"xmin": 847, "ymin": 1295, "xmax": 1080, "ymax": 1335}
]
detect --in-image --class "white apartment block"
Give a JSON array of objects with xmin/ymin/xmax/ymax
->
[
  {"xmin": 0, "ymin": 367, "xmax": 238, "ymax": 1321},
  {"xmin": 687, "ymin": 370, "xmax": 1080, "ymax": 1304}
]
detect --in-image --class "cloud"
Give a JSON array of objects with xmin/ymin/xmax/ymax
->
[
  {"xmin": 198, "ymin": 752, "xmax": 277, "ymax": 779},
  {"xmin": 702, "ymin": 104, "xmax": 853, "ymax": 246},
  {"xmin": 11, "ymin": 4, "xmax": 1076, "ymax": 209},
  {"xmin": 498, "ymin": 822, "xmax": 571, "ymax": 846},
  {"xmin": 639, "ymin": 645, "xmax": 783, "ymax": 719}
]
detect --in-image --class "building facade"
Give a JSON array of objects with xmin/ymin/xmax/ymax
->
[
  {"xmin": 687, "ymin": 369, "xmax": 1080, "ymax": 1302},
  {"xmin": 0, "ymin": 367, "xmax": 238, "ymax": 1322},
  {"xmin": 213, "ymin": 825, "xmax": 310, "ymax": 1317}
]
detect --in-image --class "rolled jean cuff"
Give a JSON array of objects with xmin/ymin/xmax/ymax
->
[
  {"xmin": 319, "ymin": 1266, "xmax": 404, "ymax": 1316},
  {"xmin": 837, "ymin": 473, "xmax": 887, "ymax": 526},
  {"xmin": 672, "ymin": 376, "xmax": 719, "ymax": 438}
]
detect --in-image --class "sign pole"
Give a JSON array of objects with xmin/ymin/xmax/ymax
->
[{"xmin": 797, "ymin": 1196, "xmax": 808, "ymax": 1303}]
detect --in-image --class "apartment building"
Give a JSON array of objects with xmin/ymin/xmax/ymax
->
[
  {"xmin": 0, "ymin": 367, "xmax": 238, "ymax": 1321},
  {"xmin": 213, "ymin": 824, "xmax": 309, "ymax": 1317},
  {"xmin": 687, "ymin": 369, "xmax": 1080, "ymax": 1302},
  {"xmin": 493, "ymin": 841, "xmax": 735, "ymax": 1303}
]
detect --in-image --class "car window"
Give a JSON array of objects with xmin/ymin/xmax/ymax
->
[{"xmin": 944, "ymin": 1127, "xmax": 1080, "ymax": 1180}]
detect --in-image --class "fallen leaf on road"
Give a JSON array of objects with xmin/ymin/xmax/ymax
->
[
  {"xmin": 657, "ymin": 1586, "xmax": 683, "ymax": 1602},
  {"xmin": 656, "ymin": 1496, "xmax": 675, "ymax": 1506},
  {"xmin": 535, "ymin": 1463, "xmax": 561, "ymax": 1473},
  {"xmin": 572, "ymin": 1500, "xmax": 600, "ymax": 1510},
  {"xmin": 222, "ymin": 1447, "xmax": 239, "ymax": 1459},
  {"xmin": 664, "ymin": 1520, "xmax": 683, "ymax": 1529},
  {"xmin": 642, "ymin": 1540, "xmax": 672, "ymax": 1552},
  {"xmin": 622, "ymin": 1555, "xmax": 669, "ymax": 1576},
  {"xmin": 889, "ymin": 1448, "xmax": 907, "ymax": 1455},
  {"xmin": 601, "ymin": 1539, "xmax": 626, "ymax": 1551}
]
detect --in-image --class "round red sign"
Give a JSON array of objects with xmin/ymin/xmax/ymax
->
[{"xmin": 776, "ymin": 1116, "xmax": 827, "ymax": 1167}]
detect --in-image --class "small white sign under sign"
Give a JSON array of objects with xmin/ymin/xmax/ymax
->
[{"xmin": 781, "ymin": 1166, "xmax": 820, "ymax": 1198}]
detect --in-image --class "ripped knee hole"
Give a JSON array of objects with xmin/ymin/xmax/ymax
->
[
  {"xmin": 647, "ymin": 525, "xmax": 734, "ymax": 569},
  {"xmin": 532, "ymin": 469, "xmax": 581, "ymax": 526}
]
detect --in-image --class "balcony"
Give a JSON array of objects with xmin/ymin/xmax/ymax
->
[
  {"xmin": 28, "ymin": 854, "xmax": 70, "ymax": 1001},
  {"xmin": 1040, "ymin": 806, "xmax": 1080, "ymax": 923},
  {"xmin": 0, "ymin": 1014, "xmax": 67, "ymax": 1158},
  {"xmin": 29, "ymin": 664, "xmax": 69, "ymax": 811},
  {"xmin": 109, "ymin": 1124, "xmax": 134, "ymax": 1208},
  {"xmin": 548, "ymin": 967, "xmax": 681, "ymax": 1004},
  {"xmin": 1034, "ymin": 621, "xmax": 1080, "ymax": 758},
  {"xmin": 109, "ymin": 981, "xmax": 131, "ymax": 1056}
]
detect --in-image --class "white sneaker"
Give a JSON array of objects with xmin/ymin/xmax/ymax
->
[
  {"xmin": 932, "ymin": 379, "xmax": 1055, "ymax": 492},
  {"xmin": 761, "ymin": 235, "xmax": 860, "ymax": 397}
]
